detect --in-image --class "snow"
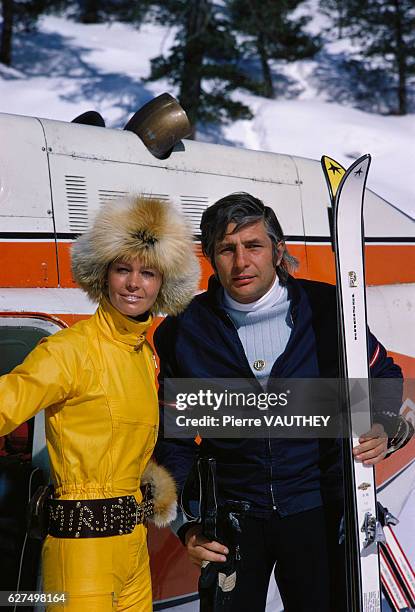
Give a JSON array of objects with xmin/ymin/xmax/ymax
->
[
  {"xmin": 225, "ymin": 97, "xmax": 415, "ymax": 216},
  {"xmin": 0, "ymin": 15, "xmax": 414, "ymax": 218}
]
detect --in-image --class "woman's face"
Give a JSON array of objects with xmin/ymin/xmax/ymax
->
[{"xmin": 107, "ymin": 257, "xmax": 162, "ymax": 318}]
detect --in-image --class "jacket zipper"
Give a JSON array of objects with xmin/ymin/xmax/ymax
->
[
  {"xmin": 268, "ymin": 435, "xmax": 278, "ymax": 511},
  {"xmin": 223, "ymin": 313, "xmax": 256, "ymax": 376},
  {"xmin": 225, "ymin": 311, "xmax": 278, "ymax": 512}
]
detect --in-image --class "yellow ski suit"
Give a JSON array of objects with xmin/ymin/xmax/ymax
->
[{"xmin": 0, "ymin": 297, "xmax": 158, "ymax": 611}]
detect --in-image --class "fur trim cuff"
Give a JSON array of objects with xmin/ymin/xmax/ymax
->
[{"xmin": 141, "ymin": 460, "xmax": 177, "ymax": 527}]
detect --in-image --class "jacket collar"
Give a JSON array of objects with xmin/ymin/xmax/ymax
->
[
  {"xmin": 95, "ymin": 296, "xmax": 153, "ymax": 351},
  {"xmin": 206, "ymin": 275, "xmax": 224, "ymax": 309}
]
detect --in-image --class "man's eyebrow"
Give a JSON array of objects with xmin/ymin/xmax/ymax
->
[
  {"xmin": 216, "ymin": 236, "xmax": 265, "ymax": 247},
  {"xmin": 216, "ymin": 237, "xmax": 234, "ymax": 247},
  {"xmin": 243, "ymin": 237, "xmax": 264, "ymax": 244}
]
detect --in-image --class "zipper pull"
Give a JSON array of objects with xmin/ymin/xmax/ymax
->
[{"xmin": 134, "ymin": 334, "xmax": 145, "ymax": 351}]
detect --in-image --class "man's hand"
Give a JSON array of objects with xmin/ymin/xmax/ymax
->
[
  {"xmin": 184, "ymin": 524, "xmax": 228, "ymax": 567},
  {"xmin": 353, "ymin": 423, "xmax": 388, "ymax": 466}
]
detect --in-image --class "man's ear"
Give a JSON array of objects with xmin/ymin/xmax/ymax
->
[{"xmin": 274, "ymin": 241, "xmax": 285, "ymax": 267}]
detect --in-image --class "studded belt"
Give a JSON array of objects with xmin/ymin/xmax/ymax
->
[{"xmin": 47, "ymin": 493, "xmax": 154, "ymax": 538}]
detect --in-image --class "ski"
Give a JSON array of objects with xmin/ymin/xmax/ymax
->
[
  {"xmin": 383, "ymin": 527, "xmax": 415, "ymax": 606},
  {"xmin": 322, "ymin": 154, "xmax": 383, "ymax": 611},
  {"xmin": 322, "ymin": 157, "xmax": 415, "ymax": 610},
  {"xmin": 380, "ymin": 547, "xmax": 412, "ymax": 611},
  {"xmin": 378, "ymin": 503, "xmax": 415, "ymax": 607}
]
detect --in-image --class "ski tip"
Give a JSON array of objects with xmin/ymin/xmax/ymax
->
[
  {"xmin": 321, "ymin": 155, "xmax": 346, "ymax": 202},
  {"xmin": 321, "ymin": 155, "xmax": 345, "ymax": 172},
  {"xmin": 346, "ymin": 153, "xmax": 372, "ymax": 179},
  {"xmin": 350, "ymin": 153, "xmax": 371, "ymax": 166}
]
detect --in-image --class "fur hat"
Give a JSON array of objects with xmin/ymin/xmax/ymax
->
[{"xmin": 71, "ymin": 195, "xmax": 200, "ymax": 315}]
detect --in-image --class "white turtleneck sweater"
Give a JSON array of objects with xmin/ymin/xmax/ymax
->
[{"xmin": 222, "ymin": 276, "xmax": 292, "ymax": 387}]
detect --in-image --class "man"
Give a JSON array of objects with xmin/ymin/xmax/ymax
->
[{"xmin": 154, "ymin": 193, "xmax": 409, "ymax": 611}]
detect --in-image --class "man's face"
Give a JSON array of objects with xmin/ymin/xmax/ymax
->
[{"xmin": 214, "ymin": 220, "xmax": 283, "ymax": 303}]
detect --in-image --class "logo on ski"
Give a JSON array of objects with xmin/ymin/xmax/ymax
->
[
  {"xmin": 349, "ymin": 271, "xmax": 358, "ymax": 287},
  {"xmin": 358, "ymin": 482, "xmax": 372, "ymax": 491},
  {"xmin": 354, "ymin": 167, "xmax": 363, "ymax": 177},
  {"xmin": 329, "ymin": 162, "xmax": 342, "ymax": 175}
]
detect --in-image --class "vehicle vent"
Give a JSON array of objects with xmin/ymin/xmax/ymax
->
[
  {"xmin": 65, "ymin": 175, "xmax": 88, "ymax": 233},
  {"xmin": 98, "ymin": 189, "xmax": 128, "ymax": 204},
  {"xmin": 98, "ymin": 190, "xmax": 171, "ymax": 207},
  {"xmin": 180, "ymin": 195, "xmax": 209, "ymax": 235},
  {"xmin": 142, "ymin": 192, "xmax": 170, "ymax": 202}
]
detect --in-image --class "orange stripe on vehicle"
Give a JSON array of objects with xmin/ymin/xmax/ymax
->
[
  {"xmin": 56, "ymin": 242, "xmax": 77, "ymax": 288},
  {"xmin": 365, "ymin": 245, "xmax": 415, "ymax": 285},
  {"xmin": 304, "ymin": 244, "xmax": 415, "ymax": 285},
  {"xmin": 304, "ymin": 244, "xmax": 336, "ymax": 283},
  {"xmin": 55, "ymin": 241, "xmax": 414, "ymax": 288},
  {"xmin": 0, "ymin": 242, "xmax": 58, "ymax": 286},
  {"xmin": 388, "ymin": 351, "xmax": 415, "ymax": 380}
]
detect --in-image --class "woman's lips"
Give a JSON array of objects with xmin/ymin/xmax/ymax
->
[{"xmin": 121, "ymin": 294, "xmax": 142, "ymax": 302}]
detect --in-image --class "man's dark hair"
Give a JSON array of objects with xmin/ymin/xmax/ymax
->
[{"xmin": 200, "ymin": 192, "xmax": 298, "ymax": 284}]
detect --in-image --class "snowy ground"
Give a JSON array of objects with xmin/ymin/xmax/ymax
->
[{"xmin": 0, "ymin": 15, "xmax": 413, "ymax": 219}]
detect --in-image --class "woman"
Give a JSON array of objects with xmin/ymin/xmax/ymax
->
[{"xmin": 0, "ymin": 195, "xmax": 199, "ymax": 611}]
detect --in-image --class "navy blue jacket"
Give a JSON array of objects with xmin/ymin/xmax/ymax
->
[{"xmin": 154, "ymin": 276, "xmax": 402, "ymax": 518}]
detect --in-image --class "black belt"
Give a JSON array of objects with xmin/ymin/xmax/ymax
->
[{"xmin": 47, "ymin": 493, "xmax": 154, "ymax": 538}]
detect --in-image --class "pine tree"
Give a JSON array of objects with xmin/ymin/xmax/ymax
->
[
  {"xmin": 0, "ymin": 0, "xmax": 13, "ymax": 65},
  {"xmin": 147, "ymin": 0, "xmax": 258, "ymax": 138},
  {"xmin": 351, "ymin": 0, "xmax": 415, "ymax": 115},
  {"xmin": 1, "ymin": 0, "xmax": 62, "ymax": 66},
  {"xmin": 79, "ymin": 0, "xmax": 100, "ymax": 23},
  {"xmin": 229, "ymin": 0, "xmax": 320, "ymax": 98},
  {"xmin": 318, "ymin": 0, "xmax": 353, "ymax": 39},
  {"xmin": 320, "ymin": 0, "xmax": 415, "ymax": 115},
  {"xmin": 77, "ymin": 0, "xmax": 151, "ymax": 25}
]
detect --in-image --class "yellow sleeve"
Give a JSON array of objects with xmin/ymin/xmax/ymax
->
[{"xmin": 0, "ymin": 330, "xmax": 83, "ymax": 436}]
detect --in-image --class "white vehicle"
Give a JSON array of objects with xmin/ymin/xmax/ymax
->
[{"xmin": 0, "ymin": 95, "xmax": 413, "ymax": 610}]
